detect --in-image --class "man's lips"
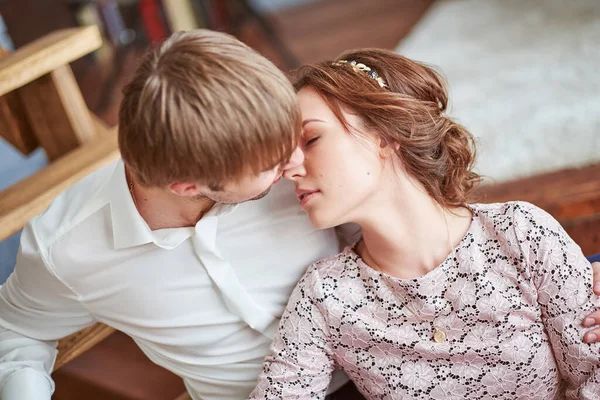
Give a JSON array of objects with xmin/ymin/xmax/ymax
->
[{"xmin": 295, "ymin": 189, "xmax": 320, "ymax": 205}]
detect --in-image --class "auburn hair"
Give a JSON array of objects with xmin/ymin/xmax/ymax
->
[
  {"xmin": 293, "ymin": 48, "xmax": 481, "ymax": 209},
  {"xmin": 119, "ymin": 29, "xmax": 300, "ymax": 189}
]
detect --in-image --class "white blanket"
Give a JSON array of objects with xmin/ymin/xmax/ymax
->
[{"xmin": 396, "ymin": 0, "xmax": 600, "ymax": 182}]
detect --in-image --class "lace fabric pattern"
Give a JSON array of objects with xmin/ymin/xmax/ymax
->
[{"xmin": 250, "ymin": 202, "xmax": 600, "ymax": 399}]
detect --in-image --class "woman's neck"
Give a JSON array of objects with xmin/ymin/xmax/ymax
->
[{"xmin": 355, "ymin": 178, "xmax": 471, "ymax": 280}]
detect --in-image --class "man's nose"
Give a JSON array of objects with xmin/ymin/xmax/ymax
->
[
  {"xmin": 282, "ymin": 146, "xmax": 306, "ymax": 180},
  {"xmin": 283, "ymin": 146, "xmax": 304, "ymax": 170}
]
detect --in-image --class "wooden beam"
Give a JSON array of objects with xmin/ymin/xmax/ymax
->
[
  {"xmin": 564, "ymin": 215, "xmax": 600, "ymax": 257},
  {"xmin": 0, "ymin": 47, "xmax": 37, "ymax": 154},
  {"xmin": 0, "ymin": 118, "xmax": 119, "ymax": 241},
  {"xmin": 0, "ymin": 91, "xmax": 38, "ymax": 154},
  {"xmin": 476, "ymin": 163, "xmax": 600, "ymax": 256},
  {"xmin": 54, "ymin": 323, "xmax": 116, "ymax": 372},
  {"xmin": 18, "ymin": 64, "xmax": 96, "ymax": 160},
  {"xmin": 0, "ymin": 26, "xmax": 102, "ymax": 97},
  {"xmin": 475, "ymin": 163, "xmax": 600, "ymax": 209}
]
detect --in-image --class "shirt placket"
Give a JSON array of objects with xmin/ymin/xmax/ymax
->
[{"xmin": 192, "ymin": 216, "xmax": 278, "ymax": 339}]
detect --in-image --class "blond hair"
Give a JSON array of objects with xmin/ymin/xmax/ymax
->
[{"xmin": 119, "ymin": 30, "xmax": 300, "ymax": 189}]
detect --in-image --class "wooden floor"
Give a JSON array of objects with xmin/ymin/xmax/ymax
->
[{"xmin": 57, "ymin": 0, "xmax": 599, "ymax": 398}]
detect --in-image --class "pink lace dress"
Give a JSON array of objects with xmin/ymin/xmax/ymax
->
[{"xmin": 250, "ymin": 202, "xmax": 600, "ymax": 399}]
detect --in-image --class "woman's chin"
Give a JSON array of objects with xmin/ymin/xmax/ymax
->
[{"xmin": 307, "ymin": 211, "xmax": 339, "ymax": 230}]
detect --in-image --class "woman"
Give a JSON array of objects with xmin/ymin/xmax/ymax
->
[{"xmin": 249, "ymin": 49, "xmax": 600, "ymax": 399}]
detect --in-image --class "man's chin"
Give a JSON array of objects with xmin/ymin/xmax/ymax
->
[
  {"xmin": 249, "ymin": 187, "xmax": 271, "ymax": 201},
  {"xmin": 201, "ymin": 186, "xmax": 273, "ymax": 205}
]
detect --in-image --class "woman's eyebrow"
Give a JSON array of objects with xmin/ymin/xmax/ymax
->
[{"xmin": 301, "ymin": 118, "xmax": 326, "ymax": 128}]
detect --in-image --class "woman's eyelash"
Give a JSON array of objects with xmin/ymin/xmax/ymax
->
[{"xmin": 305, "ymin": 136, "xmax": 320, "ymax": 146}]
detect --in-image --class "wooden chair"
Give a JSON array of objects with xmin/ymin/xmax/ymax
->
[{"xmin": 0, "ymin": 26, "xmax": 190, "ymax": 400}]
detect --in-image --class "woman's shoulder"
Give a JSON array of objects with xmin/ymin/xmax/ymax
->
[
  {"xmin": 470, "ymin": 201, "xmax": 565, "ymax": 258},
  {"xmin": 471, "ymin": 201, "xmax": 555, "ymax": 227},
  {"xmin": 471, "ymin": 200, "xmax": 541, "ymax": 215}
]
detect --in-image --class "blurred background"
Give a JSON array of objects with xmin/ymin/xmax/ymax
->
[{"xmin": 0, "ymin": 0, "xmax": 598, "ymax": 398}]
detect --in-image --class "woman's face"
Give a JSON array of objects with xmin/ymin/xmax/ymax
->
[{"xmin": 284, "ymin": 87, "xmax": 384, "ymax": 229}]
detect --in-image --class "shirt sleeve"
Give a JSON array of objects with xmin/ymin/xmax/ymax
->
[
  {"xmin": 0, "ymin": 222, "xmax": 94, "ymax": 400},
  {"xmin": 513, "ymin": 202, "xmax": 600, "ymax": 399},
  {"xmin": 249, "ymin": 264, "xmax": 335, "ymax": 399}
]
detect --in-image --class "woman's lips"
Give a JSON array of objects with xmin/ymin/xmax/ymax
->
[{"xmin": 295, "ymin": 189, "xmax": 320, "ymax": 206}]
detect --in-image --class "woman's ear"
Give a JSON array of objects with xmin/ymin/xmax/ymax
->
[{"xmin": 378, "ymin": 140, "xmax": 400, "ymax": 159}]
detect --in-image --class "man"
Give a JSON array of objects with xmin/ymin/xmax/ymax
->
[{"xmin": 1, "ymin": 30, "xmax": 599, "ymax": 400}]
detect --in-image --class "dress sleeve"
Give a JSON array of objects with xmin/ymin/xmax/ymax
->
[
  {"xmin": 249, "ymin": 264, "xmax": 335, "ymax": 399},
  {"xmin": 513, "ymin": 202, "xmax": 600, "ymax": 399}
]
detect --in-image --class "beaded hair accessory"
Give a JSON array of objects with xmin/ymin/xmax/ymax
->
[{"xmin": 332, "ymin": 59, "xmax": 388, "ymax": 88}]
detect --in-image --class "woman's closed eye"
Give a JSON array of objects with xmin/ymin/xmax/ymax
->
[{"xmin": 304, "ymin": 136, "xmax": 320, "ymax": 147}]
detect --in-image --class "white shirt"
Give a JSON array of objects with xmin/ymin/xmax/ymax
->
[{"xmin": 0, "ymin": 160, "xmax": 350, "ymax": 399}]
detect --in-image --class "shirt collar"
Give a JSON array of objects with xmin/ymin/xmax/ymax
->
[
  {"xmin": 109, "ymin": 160, "xmax": 155, "ymax": 249},
  {"xmin": 109, "ymin": 160, "xmax": 238, "ymax": 250}
]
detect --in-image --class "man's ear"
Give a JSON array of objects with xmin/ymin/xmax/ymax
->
[{"xmin": 169, "ymin": 182, "xmax": 206, "ymax": 197}]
